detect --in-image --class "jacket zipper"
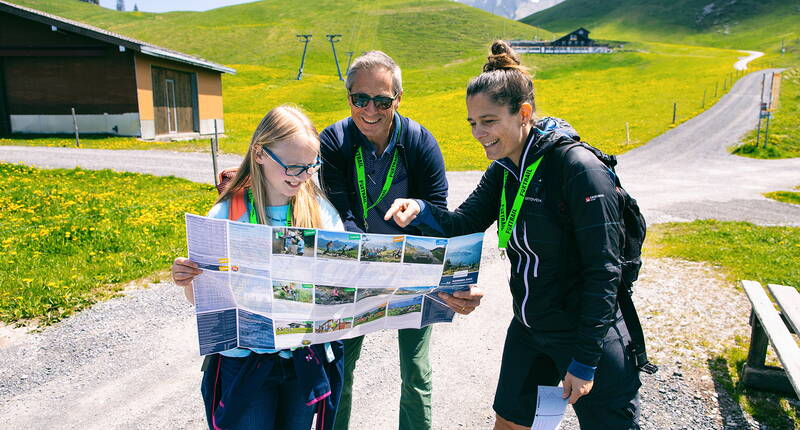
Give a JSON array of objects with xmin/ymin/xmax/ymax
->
[{"xmin": 510, "ymin": 222, "xmax": 539, "ymax": 328}]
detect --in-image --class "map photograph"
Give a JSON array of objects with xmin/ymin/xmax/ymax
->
[
  {"xmin": 403, "ymin": 236, "xmax": 447, "ymax": 265},
  {"xmin": 317, "ymin": 230, "xmax": 361, "ymax": 261}
]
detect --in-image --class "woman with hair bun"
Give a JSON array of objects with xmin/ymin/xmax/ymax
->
[{"xmin": 386, "ymin": 40, "xmax": 642, "ymax": 429}]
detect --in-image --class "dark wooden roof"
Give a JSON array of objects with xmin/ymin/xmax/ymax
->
[{"xmin": 0, "ymin": 0, "xmax": 235, "ymax": 74}]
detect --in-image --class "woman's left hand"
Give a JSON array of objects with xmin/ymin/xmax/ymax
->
[
  {"xmin": 562, "ymin": 372, "xmax": 594, "ymax": 404},
  {"xmin": 437, "ymin": 284, "xmax": 484, "ymax": 315}
]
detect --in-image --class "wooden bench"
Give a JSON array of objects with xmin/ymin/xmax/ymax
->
[{"xmin": 741, "ymin": 280, "xmax": 800, "ymax": 398}]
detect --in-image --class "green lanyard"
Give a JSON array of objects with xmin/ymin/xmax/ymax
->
[
  {"xmin": 498, "ymin": 157, "xmax": 542, "ymax": 249},
  {"xmin": 247, "ymin": 189, "xmax": 291, "ymax": 226},
  {"xmin": 354, "ymin": 121, "xmax": 402, "ymax": 228}
]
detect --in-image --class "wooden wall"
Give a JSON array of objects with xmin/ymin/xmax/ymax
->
[
  {"xmin": 0, "ymin": 58, "xmax": 8, "ymax": 134},
  {"xmin": 0, "ymin": 12, "xmax": 138, "ymax": 116}
]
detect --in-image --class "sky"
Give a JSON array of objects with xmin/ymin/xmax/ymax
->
[{"xmin": 98, "ymin": 0, "xmax": 260, "ymax": 13}]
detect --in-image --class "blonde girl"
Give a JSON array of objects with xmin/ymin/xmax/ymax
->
[{"xmin": 172, "ymin": 105, "xmax": 344, "ymax": 430}]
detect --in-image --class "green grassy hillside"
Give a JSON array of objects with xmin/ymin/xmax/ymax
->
[
  {"xmin": 521, "ymin": 0, "xmax": 799, "ymax": 61},
  {"xmin": 3, "ymin": 0, "xmax": 746, "ymax": 169},
  {"xmin": 13, "ymin": 0, "xmax": 551, "ymax": 77}
]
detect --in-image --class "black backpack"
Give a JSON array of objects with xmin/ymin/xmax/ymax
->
[{"xmin": 546, "ymin": 140, "xmax": 657, "ymax": 374}]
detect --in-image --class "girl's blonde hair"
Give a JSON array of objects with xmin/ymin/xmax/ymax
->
[{"xmin": 217, "ymin": 105, "xmax": 325, "ymax": 228}]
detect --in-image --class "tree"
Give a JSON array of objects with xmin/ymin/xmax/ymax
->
[
  {"xmin": 116, "ymin": 0, "xmax": 125, "ymax": 11},
  {"xmin": 78, "ymin": 0, "xmax": 100, "ymax": 4},
  {"xmin": 133, "ymin": 3, "xmax": 138, "ymax": 11}
]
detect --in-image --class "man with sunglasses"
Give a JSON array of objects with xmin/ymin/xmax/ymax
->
[{"xmin": 320, "ymin": 51, "xmax": 484, "ymax": 430}]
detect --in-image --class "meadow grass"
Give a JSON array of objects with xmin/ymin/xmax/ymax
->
[
  {"xmin": 0, "ymin": 163, "xmax": 216, "ymax": 324},
  {"xmin": 645, "ymin": 220, "xmax": 800, "ymax": 287},
  {"xmin": 765, "ymin": 186, "xmax": 800, "ymax": 205},
  {"xmin": 732, "ymin": 68, "xmax": 800, "ymax": 159},
  {"xmin": 3, "ymin": 0, "xmax": 748, "ymax": 169}
]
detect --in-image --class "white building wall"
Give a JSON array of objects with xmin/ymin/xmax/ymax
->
[
  {"xmin": 512, "ymin": 45, "xmax": 612, "ymax": 54},
  {"xmin": 140, "ymin": 119, "xmax": 155, "ymax": 140},
  {"xmin": 10, "ymin": 113, "xmax": 141, "ymax": 136},
  {"xmin": 199, "ymin": 118, "xmax": 224, "ymax": 135}
]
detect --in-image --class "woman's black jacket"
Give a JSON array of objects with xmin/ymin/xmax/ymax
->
[{"xmin": 415, "ymin": 117, "xmax": 623, "ymax": 370}]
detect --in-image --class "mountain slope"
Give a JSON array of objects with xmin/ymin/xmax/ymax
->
[
  {"xmin": 521, "ymin": 0, "xmax": 799, "ymax": 55},
  {"xmin": 456, "ymin": 0, "xmax": 566, "ymax": 20},
  {"xmin": 10, "ymin": 0, "xmax": 554, "ymax": 71}
]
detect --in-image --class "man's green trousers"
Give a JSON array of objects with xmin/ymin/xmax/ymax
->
[{"xmin": 334, "ymin": 326, "xmax": 433, "ymax": 429}]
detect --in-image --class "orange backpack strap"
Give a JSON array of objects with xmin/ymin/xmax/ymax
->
[
  {"xmin": 216, "ymin": 167, "xmax": 251, "ymax": 221},
  {"xmin": 229, "ymin": 188, "xmax": 248, "ymax": 221}
]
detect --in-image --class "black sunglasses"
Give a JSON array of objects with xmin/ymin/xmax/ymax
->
[{"xmin": 349, "ymin": 93, "xmax": 397, "ymax": 110}]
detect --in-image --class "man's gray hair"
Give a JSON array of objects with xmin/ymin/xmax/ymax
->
[{"xmin": 345, "ymin": 51, "xmax": 403, "ymax": 95}]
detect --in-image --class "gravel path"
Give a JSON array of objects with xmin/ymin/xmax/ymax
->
[
  {"xmin": 1, "ymin": 59, "xmax": 798, "ymax": 429},
  {"xmin": 616, "ymin": 67, "xmax": 800, "ymax": 227},
  {"xmin": 734, "ymin": 51, "xmax": 765, "ymax": 71}
]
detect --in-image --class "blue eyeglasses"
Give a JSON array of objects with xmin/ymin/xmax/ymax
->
[{"xmin": 262, "ymin": 146, "xmax": 321, "ymax": 177}]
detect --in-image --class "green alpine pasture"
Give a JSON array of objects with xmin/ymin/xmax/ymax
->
[
  {"xmin": 521, "ymin": 0, "xmax": 798, "ymax": 61},
  {"xmin": 733, "ymin": 68, "xmax": 800, "ymax": 159},
  {"xmin": 0, "ymin": 163, "xmax": 216, "ymax": 324},
  {"xmin": 2, "ymin": 0, "xmax": 751, "ymax": 169}
]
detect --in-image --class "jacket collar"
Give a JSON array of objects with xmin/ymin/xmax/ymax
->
[
  {"xmin": 352, "ymin": 112, "xmax": 405, "ymax": 157},
  {"xmin": 496, "ymin": 116, "xmax": 579, "ymax": 181}
]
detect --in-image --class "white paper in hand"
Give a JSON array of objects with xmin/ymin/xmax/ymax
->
[{"xmin": 531, "ymin": 385, "xmax": 568, "ymax": 430}]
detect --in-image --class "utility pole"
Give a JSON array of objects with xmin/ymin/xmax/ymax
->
[
  {"xmin": 295, "ymin": 34, "xmax": 312, "ymax": 80},
  {"xmin": 326, "ymin": 34, "xmax": 344, "ymax": 81},
  {"xmin": 344, "ymin": 51, "xmax": 355, "ymax": 76},
  {"xmin": 763, "ymin": 72, "xmax": 780, "ymax": 148}
]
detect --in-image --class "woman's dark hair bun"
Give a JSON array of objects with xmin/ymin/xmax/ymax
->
[{"xmin": 483, "ymin": 40, "xmax": 521, "ymax": 72}]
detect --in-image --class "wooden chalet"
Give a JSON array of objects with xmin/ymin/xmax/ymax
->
[
  {"xmin": 510, "ymin": 28, "xmax": 611, "ymax": 54},
  {"xmin": 0, "ymin": 1, "xmax": 235, "ymax": 139}
]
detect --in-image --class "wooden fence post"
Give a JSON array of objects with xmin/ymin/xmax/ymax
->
[
  {"xmin": 71, "ymin": 107, "xmax": 80, "ymax": 148},
  {"xmin": 672, "ymin": 103, "xmax": 677, "ymax": 124},
  {"xmin": 625, "ymin": 122, "xmax": 630, "ymax": 145},
  {"xmin": 211, "ymin": 119, "xmax": 219, "ymax": 188}
]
